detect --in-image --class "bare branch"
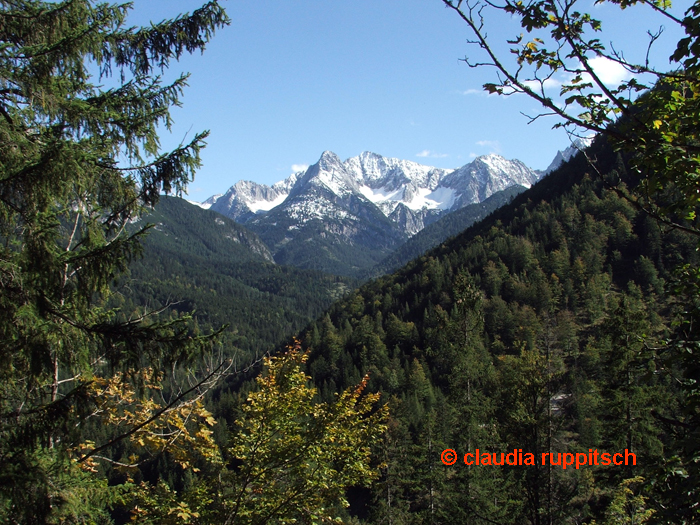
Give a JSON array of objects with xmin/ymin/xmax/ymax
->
[
  {"xmin": 636, "ymin": 0, "xmax": 686, "ymax": 27},
  {"xmin": 442, "ymin": 0, "xmax": 616, "ymax": 138},
  {"xmin": 90, "ymin": 455, "xmax": 147, "ymax": 468}
]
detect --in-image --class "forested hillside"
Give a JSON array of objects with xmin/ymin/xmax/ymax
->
[
  {"xmin": 120, "ymin": 189, "xmax": 528, "ymax": 363},
  {"xmin": 122, "ymin": 196, "xmax": 354, "ymax": 359},
  {"xmin": 366, "ymin": 185, "xmax": 526, "ymax": 278},
  {"xmin": 0, "ymin": 3, "xmax": 382, "ymax": 522},
  {"xmin": 296, "ymin": 137, "xmax": 699, "ymax": 524}
]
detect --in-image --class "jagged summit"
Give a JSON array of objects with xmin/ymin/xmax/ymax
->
[
  {"xmin": 543, "ymin": 136, "xmax": 594, "ymax": 175},
  {"xmin": 319, "ymin": 150, "xmax": 341, "ymax": 163},
  {"xmin": 443, "ymin": 154, "xmax": 539, "ymax": 208}
]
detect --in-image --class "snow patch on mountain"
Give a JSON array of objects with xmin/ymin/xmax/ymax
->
[
  {"xmin": 425, "ymin": 187, "xmax": 458, "ymax": 210},
  {"xmin": 193, "ymin": 194, "xmax": 221, "ymax": 210},
  {"xmin": 358, "ymin": 184, "xmax": 404, "ymax": 206},
  {"xmin": 248, "ymin": 193, "xmax": 287, "ymax": 213}
]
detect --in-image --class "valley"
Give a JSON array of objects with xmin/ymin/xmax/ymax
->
[{"xmin": 4, "ymin": 1, "xmax": 699, "ymax": 523}]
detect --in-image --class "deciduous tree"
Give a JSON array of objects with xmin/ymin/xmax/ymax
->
[
  {"xmin": 216, "ymin": 345, "xmax": 388, "ymax": 525},
  {"xmin": 441, "ymin": 0, "xmax": 700, "ymax": 235}
]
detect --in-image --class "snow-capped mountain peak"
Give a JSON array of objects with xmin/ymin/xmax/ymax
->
[
  {"xmin": 297, "ymin": 150, "xmax": 359, "ymax": 197},
  {"xmin": 346, "ymin": 151, "xmax": 442, "ymax": 187},
  {"xmin": 544, "ymin": 136, "xmax": 594, "ymax": 175},
  {"xmin": 440, "ymin": 154, "xmax": 539, "ymax": 209},
  {"xmin": 193, "ymin": 193, "xmax": 221, "ymax": 210},
  {"xmin": 208, "ymin": 179, "xmax": 290, "ymax": 221}
]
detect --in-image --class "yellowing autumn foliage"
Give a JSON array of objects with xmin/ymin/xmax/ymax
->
[
  {"xmin": 219, "ymin": 344, "xmax": 389, "ymax": 524},
  {"xmin": 73, "ymin": 370, "xmax": 221, "ymax": 476}
]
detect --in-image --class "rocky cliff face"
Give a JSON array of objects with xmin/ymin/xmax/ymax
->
[{"xmin": 542, "ymin": 136, "xmax": 594, "ymax": 175}]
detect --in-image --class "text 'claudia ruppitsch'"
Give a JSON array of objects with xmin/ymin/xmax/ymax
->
[{"xmin": 440, "ymin": 449, "xmax": 637, "ymax": 470}]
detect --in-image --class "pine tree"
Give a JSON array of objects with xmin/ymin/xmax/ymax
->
[{"xmin": 0, "ymin": 1, "xmax": 229, "ymax": 521}]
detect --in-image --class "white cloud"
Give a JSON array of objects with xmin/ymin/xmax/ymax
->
[
  {"xmin": 518, "ymin": 58, "xmax": 631, "ymax": 103},
  {"xmin": 523, "ymin": 77, "xmax": 563, "ymax": 91},
  {"xmin": 586, "ymin": 56, "xmax": 633, "ymax": 86},
  {"xmin": 524, "ymin": 57, "xmax": 630, "ymax": 93},
  {"xmin": 459, "ymin": 88, "xmax": 498, "ymax": 97},
  {"xmin": 291, "ymin": 163, "xmax": 309, "ymax": 174},
  {"xmin": 469, "ymin": 152, "xmax": 478, "ymax": 158},
  {"xmin": 475, "ymin": 140, "xmax": 501, "ymax": 151},
  {"xmin": 416, "ymin": 150, "xmax": 448, "ymax": 158}
]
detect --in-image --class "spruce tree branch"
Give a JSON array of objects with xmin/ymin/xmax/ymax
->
[
  {"xmin": 102, "ymin": 1, "xmax": 230, "ymax": 78},
  {"xmin": 93, "ymin": 131, "xmax": 208, "ymax": 227},
  {"xmin": 94, "ymin": 131, "xmax": 207, "ymax": 172},
  {"xmin": 0, "ymin": 382, "xmax": 90, "ymax": 419},
  {"xmin": 44, "ymin": 299, "xmax": 175, "ymax": 333},
  {"xmin": 15, "ymin": 6, "xmax": 112, "ymax": 61},
  {"xmin": 66, "ymin": 225, "xmax": 149, "ymax": 267},
  {"xmin": 651, "ymin": 409, "xmax": 693, "ymax": 429},
  {"xmin": 0, "ymin": 139, "xmax": 62, "ymax": 186},
  {"xmin": 580, "ymin": 149, "xmax": 700, "ymax": 237},
  {"xmin": 0, "ymin": 88, "xmax": 24, "ymax": 97},
  {"xmin": 0, "ymin": 102, "xmax": 13, "ymax": 127}
]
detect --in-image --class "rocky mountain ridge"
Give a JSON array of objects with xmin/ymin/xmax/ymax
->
[
  {"xmin": 542, "ymin": 136, "xmax": 594, "ymax": 175},
  {"xmin": 203, "ymin": 150, "xmax": 540, "ymax": 235},
  {"xmin": 193, "ymin": 144, "xmax": 588, "ymax": 276}
]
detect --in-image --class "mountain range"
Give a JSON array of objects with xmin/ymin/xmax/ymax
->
[
  {"xmin": 193, "ymin": 144, "xmax": 589, "ymax": 276},
  {"xmin": 203, "ymin": 150, "xmax": 537, "ymax": 231}
]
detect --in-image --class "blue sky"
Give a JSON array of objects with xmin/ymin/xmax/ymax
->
[{"xmin": 125, "ymin": 0, "xmax": 688, "ymax": 201}]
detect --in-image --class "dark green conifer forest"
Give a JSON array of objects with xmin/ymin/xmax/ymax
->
[
  {"xmin": 124, "ymin": 196, "xmax": 355, "ymax": 359},
  {"xmin": 299, "ymin": 138, "xmax": 699, "ymax": 523}
]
